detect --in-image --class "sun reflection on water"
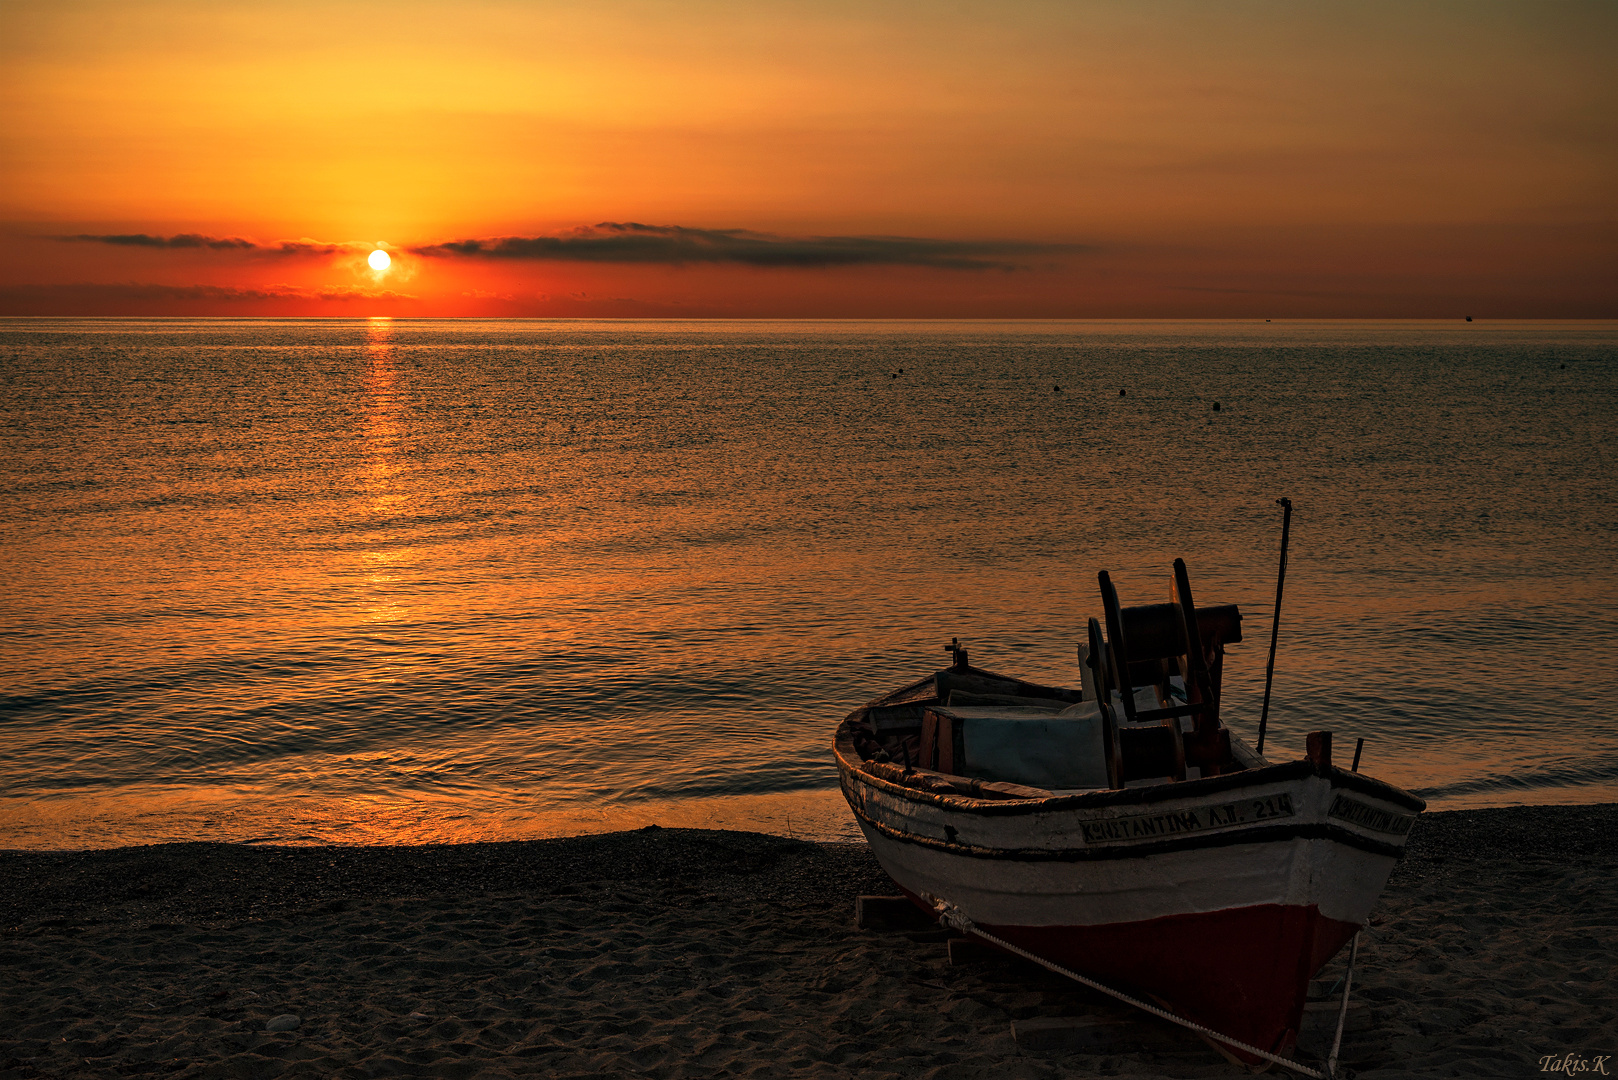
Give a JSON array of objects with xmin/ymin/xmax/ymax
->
[{"xmin": 362, "ymin": 317, "xmax": 403, "ymax": 505}]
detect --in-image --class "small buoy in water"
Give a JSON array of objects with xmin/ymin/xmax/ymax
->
[
  {"xmin": 897, "ymin": 368, "xmax": 904, "ymax": 374},
  {"xmin": 1212, "ymin": 402, "xmax": 1220, "ymax": 411},
  {"xmin": 890, "ymin": 373, "xmax": 897, "ymax": 379},
  {"xmin": 1560, "ymin": 363, "xmax": 1566, "ymax": 369},
  {"xmin": 1119, "ymin": 388, "xmax": 1126, "ymax": 396},
  {"xmin": 1266, "ymin": 319, "xmax": 1271, "ymax": 323},
  {"xmin": 1465, "ymin": 315, "xmax": 1473, "ymax": 322},
  {"xmin": 1053, "ymin": 385, "xmax": 1062, "ymax": 393}
]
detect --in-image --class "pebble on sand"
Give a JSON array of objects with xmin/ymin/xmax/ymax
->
[{"xmin": 265, "ymin": 1014, "xmax": 301, "ymax": 1032}]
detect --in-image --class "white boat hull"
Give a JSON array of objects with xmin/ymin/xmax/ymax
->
[{"xmin": 836, "ymin": 717, "xmax": 1422, "ymax": 1057}]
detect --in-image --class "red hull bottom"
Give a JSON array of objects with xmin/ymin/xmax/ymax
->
[{"xmin": 901, "ymin": 888, "xmax": 1358, "ymax": 1060}]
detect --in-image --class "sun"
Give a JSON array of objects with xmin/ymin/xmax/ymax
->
[{"xmin": 368, "ymin": 248, "xmax": 391, "ymax": 272}]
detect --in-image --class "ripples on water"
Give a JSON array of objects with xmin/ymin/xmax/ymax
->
[{"xmin": 1, "ymin": 318, "xmax": 1614, "ymax": 847}]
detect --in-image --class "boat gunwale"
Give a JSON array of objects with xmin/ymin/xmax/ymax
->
[
  {"xmin": 845, "ymin": 793, "xmax": 1411, "ymax": 861},
  {"xmin": 836, "ymin": 711, "xmax": 1428, "ymax": 816}
]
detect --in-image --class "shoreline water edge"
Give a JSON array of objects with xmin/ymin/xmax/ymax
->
[{"xmin": 2, "ymin": 803, "xmax": 1613, "ymax": 1078}]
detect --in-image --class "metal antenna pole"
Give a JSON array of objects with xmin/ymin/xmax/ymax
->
[{"xmin": 1255, "ymin": 498, "xmax": 1292, "ymax": 756}]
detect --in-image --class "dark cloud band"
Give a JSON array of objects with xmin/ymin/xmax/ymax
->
[
  {"xmin": 55, "ymin": 224, "xmax": 1079, "ymax": 270},
  {"xmin": 57, "ymin": 235, "xmax": 372, "ymax": 257},
  {"xmin": 411, "ymin": 223, "xmax": 1077, "ymax": 269},
  {"xmin": 62, "ymin": 233, "xmax": 259, "ymax": 250}
]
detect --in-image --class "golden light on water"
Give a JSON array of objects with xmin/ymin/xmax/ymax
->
[
  {"xmin": 360, "ymin": 318, "xmax": 412, "ymax": 617},
  {"xmin": 3, "ymin": 318, "xmax": 1613, "ymax": 852}
]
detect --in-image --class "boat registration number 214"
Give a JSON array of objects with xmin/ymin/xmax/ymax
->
[{"xmin": 1080, "ymin": 794, "xmax": 1296, "ymax": 845}]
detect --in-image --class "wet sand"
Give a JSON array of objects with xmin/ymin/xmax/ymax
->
[{"xmin": 2, "ymin": 804, "xmax": 1614, "ymax": 1079}]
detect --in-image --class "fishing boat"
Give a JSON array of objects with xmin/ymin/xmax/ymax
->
[{"xmin": 833, "ymin": 557, "xmax": 1424, "ymax": 1063}]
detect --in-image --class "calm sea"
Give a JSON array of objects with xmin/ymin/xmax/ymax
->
[{"xmin": 2, "ymin": 319, "xmax": 1614, "ymax": 848}]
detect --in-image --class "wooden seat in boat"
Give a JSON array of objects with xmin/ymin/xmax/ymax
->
[{"xmin": 1091, "ymin": 559, "xmax": 1241, "ymax": 784}]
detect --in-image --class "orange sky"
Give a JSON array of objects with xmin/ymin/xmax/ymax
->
[{"xmin": 1, "ymin": 0, "xmax": 1613, "ymax": 317}]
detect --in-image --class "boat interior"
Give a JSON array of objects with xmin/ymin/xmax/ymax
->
[{"xmin": 848, "ymin": 559, "xmax": 1260, "ymax": 799}]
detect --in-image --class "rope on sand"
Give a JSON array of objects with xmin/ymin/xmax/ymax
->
[{"xmin": 926, "ymin": 895, "xmax": 1356, "ymax": 1080}]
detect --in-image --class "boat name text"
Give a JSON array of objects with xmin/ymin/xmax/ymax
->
[
  {"xmin": 1081, "ymin": 794, "xmax": 1295, "ymax": 845},
  {"xmin": 1327, "ymin": 795, "xmax": 1415, "ymax": 836}
]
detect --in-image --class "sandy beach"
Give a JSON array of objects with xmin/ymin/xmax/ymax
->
[{"xmin": 3, "ymin": 804, "xmax": 1613, "ymax": 1079}]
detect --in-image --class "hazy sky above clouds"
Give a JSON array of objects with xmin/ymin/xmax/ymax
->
[{"xmin": 2, "ymin": 0, "xmax": 1612, "ymax": 316}]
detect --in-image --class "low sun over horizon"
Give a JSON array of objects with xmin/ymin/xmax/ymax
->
[{"xmin": 1, "ymin": 0, "xmax": 1613, "ymax": 318}]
